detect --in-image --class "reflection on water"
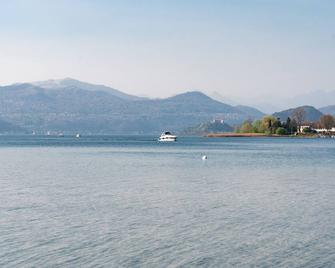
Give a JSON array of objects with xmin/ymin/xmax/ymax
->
[{"xmin": 1, "ymin": 136, "xmax": 335, "ymax": 267}]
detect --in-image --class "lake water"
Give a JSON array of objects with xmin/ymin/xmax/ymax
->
[{"xmin": 1, "ymin": 136, "xmax": 335, "ymax": 267}]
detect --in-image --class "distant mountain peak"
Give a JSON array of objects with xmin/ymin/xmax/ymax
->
[
  {"xmin": 31, "ymin": 78, "xmax": 144, "ymax": 101},
  {"xmin": 168, "ymin": 91, "xmax": 215, "ymax": 101},
  {"xmin": 62, "ymin": 77, "xmax": 77, "ymax": 81}
]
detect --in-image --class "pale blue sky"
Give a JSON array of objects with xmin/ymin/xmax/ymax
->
[{"xmin": 0, "ymin": 0, "xmax": 334, "ymax": 99}]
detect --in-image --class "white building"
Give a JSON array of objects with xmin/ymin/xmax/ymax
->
[
  {"xmin": 314, "ymin": 127, "xmax": 335, "ymax": 133},
  {"xmin": 299, "ymin": 125, "xmax": 335, "ymax": 134}
]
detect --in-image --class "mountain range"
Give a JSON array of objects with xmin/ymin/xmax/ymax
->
[
  {"xmin": 0, "ymin": 78, "xmax": 333, "ymax": 134},
  {"xmin": 0, "ymin": 78, "xmax": 265, "ymax": 134},
  {"xmin": 211, "ymin": 90, "xmax": 335, "ymax": 114}
]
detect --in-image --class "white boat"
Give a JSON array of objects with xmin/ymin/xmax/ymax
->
[
  {"xmin": 76, "ymin": 133, "xmax": 81, "ymax": 138},
  {"xmin": 158, "ymin": 131, "xmax": 177, "ymax": 142}
]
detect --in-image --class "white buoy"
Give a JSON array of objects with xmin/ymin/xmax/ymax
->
[{"xmin": 202, "ymin": 155, "xmax": 207, "ymax": 160}]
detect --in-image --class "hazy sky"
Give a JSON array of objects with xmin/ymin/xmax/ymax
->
[{"xmin": 0, "ymin": 0, "xmax": 334, "ymax": 98}]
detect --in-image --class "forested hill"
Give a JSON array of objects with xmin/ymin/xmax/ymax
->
[
  {"xmin": 0, "ymin": 79, "xmax": 263, "ymax": 134},
  {"xmin": 273, "ymin": 106, "xmax": 323, "ymax": 122}
]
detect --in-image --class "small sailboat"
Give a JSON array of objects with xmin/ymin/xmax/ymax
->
[{"xmin": 76, "ymin": 133, "xmax": 81, "ymax": 138}]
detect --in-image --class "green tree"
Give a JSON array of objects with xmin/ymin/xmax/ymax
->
[
  {"xmin": 291, "ymin": 118, "xmax": 298, "ymax": 133},
  {"xmin": 302, "ymin": 127, "xmax": 312, "ymax": 133},
  {"xmin": 262, "ymin": 115, "xmax": 278, "ymax": 134},
  {"xmin": 284, "ymin": 117, "xmax": 292, "ymax": 134},
  {"xmin": 276, "ymin": 127, "xmax": 287, "ymax": 135},
  {"xmin": 273, "ymin": 118, "xmax": 282, "ymax": 129},
  {"xmin": 252, "ymin": 120, "xmax": 264, "ymax": 133},
  {"xmin": 241, "ymin": 119, "xmax": 253, "ymax": 133}
]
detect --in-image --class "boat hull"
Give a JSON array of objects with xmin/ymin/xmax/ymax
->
[
  {"xmin": 158, "ymin": 132, "xmax": 177, "ymax": 142},
  {"xmin": 158, "ymin": 137, "xmax": 177, "ymax": 142}
]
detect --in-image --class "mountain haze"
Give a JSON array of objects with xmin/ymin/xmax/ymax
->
[
  {"xmin": 234, "ymin": 105, "xmax": 265, "ymax": 120},
  {"xmin": 319, "ymin": 105, "xmax": 335, "ymax": 116},
  {"xmin": 211, "ymin": 90, "xmax": 335, "ymax": 114},
  {"xmin": 32, "ymin": 78, "xmax": 144, "ymax": 101},
  {"xmin": 0, "ymin": 80, "xmax": 263, "ymax": 134},
  {"xmin": 0, "ymin": 118, "xmax": 23, "ymax": 133},
  {"xmin": 285, "ymin": 90, "xmax": 335, "ymax": 109}
]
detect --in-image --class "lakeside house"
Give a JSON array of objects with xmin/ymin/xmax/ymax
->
[
  {"xmin": 299, "ymin": 124, "xmax": 335, "ymax": 134},
  {"xmin": 314, "ymin": 127, "xmax": 335, "ymax": 134},
  {"xmin": 299, "ymin": 125, "xmax": 313, "ymax": 133}
]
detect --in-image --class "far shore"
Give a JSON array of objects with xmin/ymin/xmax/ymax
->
[
  {"xmin": 207, "ymin": 133, "xmax": 276, "ymax": 138},
  {"xmin": 206, "ymin": 133, "xmax": 318, "ymax": 138}
]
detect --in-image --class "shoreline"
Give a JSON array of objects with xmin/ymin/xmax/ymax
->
[{"xmin": 206, "ymin": 133, "xmax": 318, "ymax": 138}]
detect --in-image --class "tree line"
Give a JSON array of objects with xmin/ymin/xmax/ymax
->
[{"xmin": 236, "ymin": 108, "xmax": 335, "ymax": 135}]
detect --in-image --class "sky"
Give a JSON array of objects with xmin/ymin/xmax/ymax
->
[{"xmin": 0, "ymin": 0, "xmax": 335, "ymax": 102}]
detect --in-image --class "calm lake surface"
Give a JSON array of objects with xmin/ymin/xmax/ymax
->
[{"xmin": 1, "ymin": 136, "xmax": 335, "ymax": 267}]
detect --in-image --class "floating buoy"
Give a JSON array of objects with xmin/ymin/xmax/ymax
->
[{"xmin": 202, "ymin": 155, "xmax": 207, "ymax": 160}]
